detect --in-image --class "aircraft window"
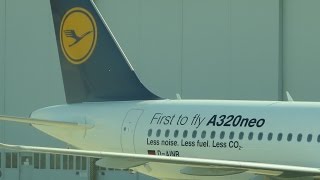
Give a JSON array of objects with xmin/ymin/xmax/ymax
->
[
  {"xmin": 307, "ymin": 134, "xmax": 312, "ymax": 142},
  {"xmin": 192, "ymin": 130, "xmax": 197, "ymax": 138},
  {"xmin": 183, "ymin": 130, "xmax": 188, "ymax": 138},
  {"xmin": 201, "ymin": 131, "xmax": 206, "ymax": 139},
  {"xmin": 174, "ymin": 130, "xmax": 179, "ymax": 138},
  {"xmin": 287, "ymin": 133, "xmax": 292, "ymax": 142},
  {"xmin": 148, "ymin": 129, "xmax": 152, "ymax": 137},
  {"xmin": 220, "ymin": 131, "xmax": 225, "ymax": 139},
  {"xmin": 156, "ymin": 129, "xmax": 161, "ymax": 137},
  {"xmin": 297, "ymin": 134, "xmax": 302, "ymax": 142},
  {"xmin": 239, "ymin": 132, "xmax": 244, "ymax": 140},
  {"xmin": 318, "ymin": 135, "xmax": 320, "ymax": 143},
  {"xmin": 229, "ymin": 132, "xmax": 234, "ymax": 140},
  {"xmin": 277, "ymin": 133, "xmax": 283, "ymax": 141},
  {"xmin": 248, "ymin": 132, "xmax": 253, "ymax": 140},
  {"xmin": 258, "ymin": 132, "xmax": 263, "ymax": 140},
  {"xmin": 268, "ymin": 133, "xmax": 273, "ymax": 141},
  {"xmin": 211, "ymin": 131, "xmax": 216, "ymax": 139},
  {"xmin": 165, "ymin": 129, "xmax": 170, "ymax": 137}
]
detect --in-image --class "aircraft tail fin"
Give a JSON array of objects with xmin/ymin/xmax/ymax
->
[{"xmin": 50, "ymin": 0, "xmax": 160, "ymax": 103}]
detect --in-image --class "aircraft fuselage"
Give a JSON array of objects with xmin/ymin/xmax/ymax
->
[{"xmin": 30, "ymin": 99, "xmax": 320, "ymax": 179}]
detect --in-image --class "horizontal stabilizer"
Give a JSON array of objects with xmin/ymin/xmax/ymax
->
[
  {"xmin": 1, "ymin": 143, "xmax": 320, "ymax": 178},
  {"xmin": 180, "ymin": 167, "xmax": 246, "ymax": 176},
  {"xmin": 0, "ymin": 115, "xmax": 93, "ymax": 129},
  {"xmin": 96, "ymin": 158, "xmax": 146, "ymax": 169}
]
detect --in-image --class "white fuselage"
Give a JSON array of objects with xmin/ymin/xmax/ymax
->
[{"xmin": 30, "ymin": 100, "xmax": 320, "ymax": 179}]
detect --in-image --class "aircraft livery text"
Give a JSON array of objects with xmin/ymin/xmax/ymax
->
[{"xmin": 150, "ymin": 113, "xmax": 266, "ymax": 128}]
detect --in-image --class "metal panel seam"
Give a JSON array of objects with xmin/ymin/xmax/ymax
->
[
  {"xmin": 279, "ymin": 0, "xmax": 284, "ymax": 101},
  {"xmin": 180, "ymin": 0, "xmax": 184, "ymax": 97}
]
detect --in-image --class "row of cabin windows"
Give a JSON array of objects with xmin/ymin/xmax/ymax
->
[{"xmin": 148, "ymin": 129, "xmax": 319, "ymax": 143}]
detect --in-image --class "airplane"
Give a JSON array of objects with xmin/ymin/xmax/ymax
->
[{"xmin": 0, "ymin": 0, "xmax": 320, "ymax": 179}]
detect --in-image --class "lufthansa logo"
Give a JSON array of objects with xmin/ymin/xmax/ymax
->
[{"xmin": 60, "ymin": 7, "xmax": 97, "ymax": 64}]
